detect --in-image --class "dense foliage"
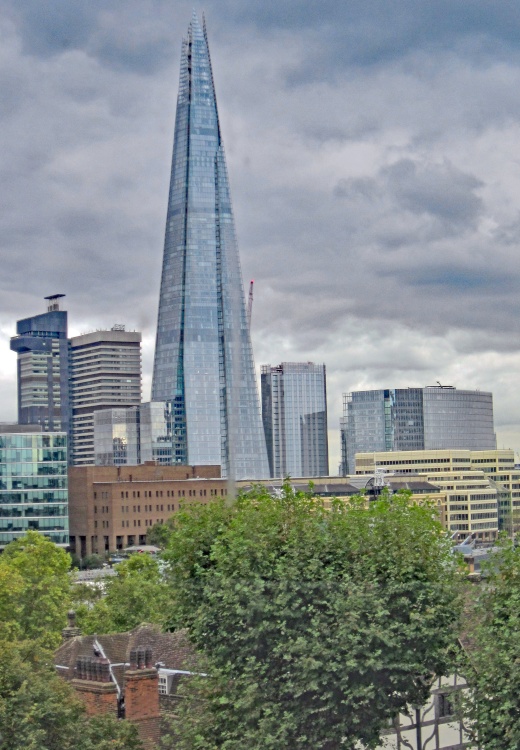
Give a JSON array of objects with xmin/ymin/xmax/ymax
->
[
  {"xmin": 0, "ymin": 531, "xmax": 72, "ymax": 649},
  {"xmin": 0, "ymin": 639, "xmax": 144, "ymax": 750},
  {"xmin": 462, "ymin": 539, "xmax": 520, "ymax": 749},
  {"xmin": 163, "ymin": 484, "xmax": 463, "ymax": 750},
  {"xmin": 75, "ymin": 553, "xmax": 174, "ymax": 633}
]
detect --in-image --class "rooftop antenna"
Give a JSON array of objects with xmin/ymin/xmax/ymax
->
[{"xmin": 44, "ymin": 294, "xmax": 66, "ymax": 312}]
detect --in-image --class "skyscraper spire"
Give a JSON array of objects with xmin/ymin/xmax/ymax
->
[{"xmin": 152, "ymin": 13, "xmax": 269, "ymax": 480}]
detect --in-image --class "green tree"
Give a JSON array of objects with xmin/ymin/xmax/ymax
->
[
  {"xmin": 80, "ymin": 553, "xmax": 105, "ymax": 570},
  {"xmin": 79, "ymin": 715, "xmax": 144, "ymax": 750},
  {"xmin": 164, "ymin": 485, "xmax": 463, "ymax": 750},
  {"xmin": 1, "ymin": 531, "xmax": 72, "ymax": 648},
  {"xmin": 461, "ymin": 539, "xmax": 520, "ymax": 749},
  {"xmin": 147, "ymin": 521, "xmax": 173, "ymax": 548},
  {"xmin": 0, "ymin": 639, "xmax": 85, "ymax": 750},
  {"xmin": 76, "ymin": 554, "xmax": 173, "ymax": 633},
  {"xmin": 0, "ymin": 639, "xmax": 144, "ymax": 750}
]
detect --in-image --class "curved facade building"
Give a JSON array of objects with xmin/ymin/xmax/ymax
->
[{"xmin": 341, "ymin": 386, "xmax": 496, "ymax": 476}]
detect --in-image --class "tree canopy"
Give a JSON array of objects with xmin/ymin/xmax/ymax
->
[
  {"xmin": 75, "ymin": 553, "xmax": 174, "ymax": 634},
  {"xmin": 0, "ymin": 531, "xmax": 72, "ymax": 649},
  {"xmin": 461, "ymin": 539, "xmax": 520, "ymax": 749},
  {"xmin": 163, "ymin": 484, "xmax": 463, "ymax": 750}
]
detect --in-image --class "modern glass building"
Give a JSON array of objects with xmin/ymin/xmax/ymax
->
[
  {"xmin": 94, "ymin": 407, "xmax": 140, "ymax": 466},
  {"xmin": 93, "ymin": 402, "xmax": 175, "ymax": 466},
  {"xmin": 340, "ymin": 386, "xmax": 496, "ymax": 475},
  {"xmin": 0, "ymin": 427, "xmax": 68, "ymax": 547},
  {"xmin": 152, "ymin": 13, "xmax": 269, "ymax": 480},
  {"xmin": 261, "ymin": 363, "xmax": 329, "ymax": 478},
  {"xmin": 10, "ymin": 295, "xmax": 69, "ymax": 434}
]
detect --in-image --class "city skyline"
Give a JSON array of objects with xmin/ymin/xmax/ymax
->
[{"xmin": 1, "ymin": 4, "xmax": 520, "ymax": 472}]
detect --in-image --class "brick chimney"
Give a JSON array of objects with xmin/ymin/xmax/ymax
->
[
  {"xmin": 62, "ymin": 610, "xmax": 81, "ymax": 641},
  {"xmin": 71, "ymin": 651, "xmax": 118, "ymax": 717},
  {"xmin": 124, "ymin": 646, "xmax": 160, "ymax": 748}
]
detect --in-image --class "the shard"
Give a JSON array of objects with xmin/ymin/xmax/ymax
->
[{"xmin": 152, "ymin": 13, "xmax": 269, "ymax": 480}]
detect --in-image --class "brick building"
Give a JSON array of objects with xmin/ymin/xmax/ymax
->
[
  {"xmin": 68, "ymin": 463, "xmax": 224, "ymax": 557},
  {"xmin": 55, "ymin": 618, "xmax": 196, "ymax": 749}
]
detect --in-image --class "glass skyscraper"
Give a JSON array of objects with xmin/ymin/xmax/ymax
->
[
  {"xmin": 340, "ymin": 386, "xmax": 497, "ymax": 475},
  {"xmin": 261, "ymin": 363, "xmax": 329, "ymax": 478},
  {"xmin": 152, "ymin": 13, "xmax": 268, "ymax": 479}
]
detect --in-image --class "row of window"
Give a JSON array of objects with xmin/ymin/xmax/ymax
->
[
  {"xmin": 118, "ymin": 518, "xmax": 165, "ymax": 529},
  {"xmin": 117, "ymin": 487, "xmax": 227, "ymax": 499}
]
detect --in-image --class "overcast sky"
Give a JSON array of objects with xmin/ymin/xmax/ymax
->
[{"xmin": 2, "ymin": 1, "xmax": 520, "ymax": 472}]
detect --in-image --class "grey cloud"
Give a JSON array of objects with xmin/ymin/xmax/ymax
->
[{"xmin": 383, "ymin": 159, "xmax": 484, "ymax": 225}]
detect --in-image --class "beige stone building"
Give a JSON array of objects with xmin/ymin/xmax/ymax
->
[{"xmin": 355, "ymin": 449, "xmax": 520, "ymax": 541}]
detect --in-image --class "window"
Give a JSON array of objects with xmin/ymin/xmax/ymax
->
[
  {"xmin": 437, "ymin": 692, "xmax": 454, "ymax": 718},
  {"xmin": 158, "ymin": 675, "xmax": 169, "ymax": 695}
]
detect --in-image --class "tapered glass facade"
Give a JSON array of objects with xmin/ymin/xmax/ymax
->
[
  {"xmin": 0, "ymin": 430, "xmax": 68, "ymax": 547},
  {"xmin": 152, "ymin": 13, "xmax": 268, "ymax": 479}
]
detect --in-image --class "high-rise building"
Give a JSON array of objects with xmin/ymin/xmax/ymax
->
[
  {"xmin": 10, "ymin": 295, "xmax": 69, "ymax": 433},
  {"xmin": 0, "ymin": 425, "xmax": 68, "ymax": 548},
  {"xmin": 340, "ymin": 386, "xmax": 496, "ymax": 475},
  {"xmin": 152, "ymin": 13, "xmax": 268, "ymax": 480},
  {"xmin": 69, "ymin": 327, "xmax": 142, "ymax": 465},
  {"xmin": 261, "ymin": 362, "xmax": 329, "ymax": 478}
]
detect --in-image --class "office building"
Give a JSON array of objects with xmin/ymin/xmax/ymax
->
[
  {"xmin": 151, "ymin": 13, "xmax": 268, "ymax": 480},
  {"xmin": 69, "ymin": 327, "xmax": 142, "ymax": 465},
  {"xmin": 68, "ymin": 463, "xmax": 222, "ymax": 556},
  {"xmin": 0, "ymin": 425, "xmax": 68, "ymax": 547},
  {"xmin": 261, "ymin": 362, "xmax": 329, "ymax": 478},
  {"xmin": 354, "ymin": 449, "xmax": 520, "ymax": 541},
  {"xmin": 10, "ymin": 295, "xmax": 69, "ymax": 433},
  {"xmin": 341, "ymin": 386, "xmax": 496, "ymax": 475},
  {"xmin": 93, "ymin": 401, "xmax": 174, "ymax": 466}
]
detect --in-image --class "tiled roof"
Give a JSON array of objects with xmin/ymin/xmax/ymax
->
[{"xmin": 55, "ymin": 624, "xmax": 195, "ymax": 692}]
